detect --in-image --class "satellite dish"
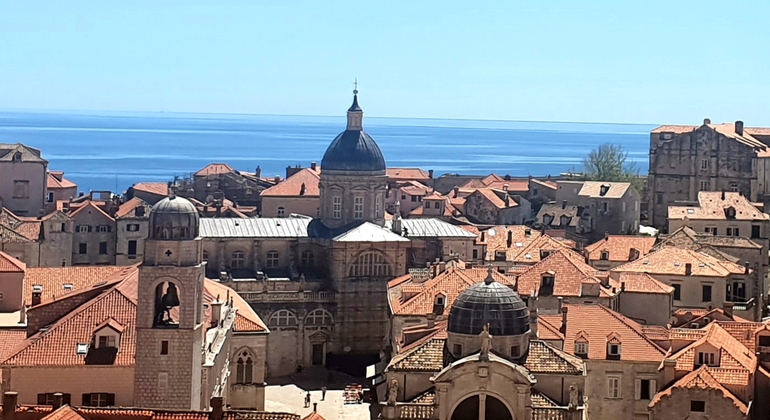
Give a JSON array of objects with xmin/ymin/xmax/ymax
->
[
  {"xmin": 205, "ymin": 195, "xmax": 214, "ymax": 204},
  {"xmin": 487, "ymin": 228, "xmax": 496, "ymax": 237}
]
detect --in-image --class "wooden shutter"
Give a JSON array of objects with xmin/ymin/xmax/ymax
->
[
  {"xmin": 634, "ymin": 379, "xmax": 641, "ymax": 400},
  {"xmin": 650, "ymin": 379, "xmax": 657, "ymax": 397},
  {"xmin": 38, "ymin": 394, "xmax": 47, "ymax": 405},
  {"xmin": 106, "ymin": 394, "xmax": 115, "ymax": 406},
  {"xmin": 82, "ymin": 394, "xmax": 91, "ymax": 406},
  {"xmin": 63, "ymin": 394, "xmax": 72, "ymax": 405}
]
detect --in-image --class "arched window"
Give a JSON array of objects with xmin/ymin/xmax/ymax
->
[
  {"xmin": 349, "ymin": 251, "xmax": 392, "ymax": 277},
  {"xmin": 231, "ymin": 250, "xmax": 245, "ymax": 268},
  {"xmin": 301, "ymin": 250, "xmax": 314, "ymax": 268},
  {"xmin": 153, "ymin": 281, "xmax": 180, "ymax": 327},
  {"xmin": 235, "ymin": 351, "xmax": 254, "ymax": 384},
  {"xmin": 268, "ymin": 309, "xmax": 297, "ymax": 327},
  {"xmin": 305, "ymin": 309, "xmax": 333, "ymax": 326},
  {"xmin": 266, "ymin": 250, "xmax": 279, "ymax": 268},
  {"xmin": 277, "ymin": 207, "xmax": 285, "ymax": 218},
  {"xmin": 12, "ymin": 152, "xmax": 22, "ymax": 162}
]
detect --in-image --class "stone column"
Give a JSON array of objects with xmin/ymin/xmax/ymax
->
[
  {"xmin": 478, "ymin": 393, "xmax": 486, "ymax": 420},
  {"xmin": 218, "ymin": 240, "xmax": 226, "ymax": 273},
  {"xmin": 253, "ymin": 240, "xmax": 261, "ymax": 271}
]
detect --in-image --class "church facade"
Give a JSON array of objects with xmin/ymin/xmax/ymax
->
[{"xmin": 197, "ymin": 92, "xmax": 476, "ymax": 377}]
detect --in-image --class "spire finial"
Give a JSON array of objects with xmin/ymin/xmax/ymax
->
[
  {"xmin": 485, "ymin": 264, "xmax": 495, "ymax": 285},
  {"xmin": 353, "ymin": 78, "xmax": 358, "ymax": 95}
]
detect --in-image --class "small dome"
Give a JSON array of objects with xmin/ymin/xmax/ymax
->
[
  {"xmin": 447, "ymin": 281, "xmax": 529, "ymax": 336},
  {"xmin": 321, "ymin": 130, "xmax": 386, "ymax": 172},
  {"xmin": 149, "ymin": 195, "xmax": 199, "ymax": 240}
]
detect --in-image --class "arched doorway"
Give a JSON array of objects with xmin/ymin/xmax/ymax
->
[{"xmin": 450, "ymin": 394, "xmax": 513, "ymax": 420}]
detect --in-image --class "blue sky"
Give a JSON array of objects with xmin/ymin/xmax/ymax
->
[{"xmin": 1, "ymin": 1, "xmax": 768, "ymax": 124}]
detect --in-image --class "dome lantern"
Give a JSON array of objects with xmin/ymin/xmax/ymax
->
[{"xmin": 148, "ymin": 195, "xmax": 200, "ymax": 241}]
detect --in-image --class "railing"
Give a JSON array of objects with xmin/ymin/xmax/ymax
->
[
  {"xmin": 758, "ymin": 346, "xmax": 770, "ymax": 353},
  {"xmin": 239, "ymin": 291, "xmax": 335, "ymax": 303},
  {"xmin": 396, "ymin": 404, "xmax": 434, "ymax": 419},
  {"xmin": 532, "ymin": 406, "xmax": 583, "ymax": 420}
]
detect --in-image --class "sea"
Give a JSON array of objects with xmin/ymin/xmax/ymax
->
[{"xmin": 0, "ymin": 110, "xmax": 656, "ymax": 193}]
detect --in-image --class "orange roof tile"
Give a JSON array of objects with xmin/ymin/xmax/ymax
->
[
  {"xmin": 510, "ymin": 234, "xmax": 577, "ymax": 265},
  {"xmin": 24, "ymin": 265, "xmax": 129, "ymax": 305},
  {"xmin": 641, "ymin": 325, "xmax": 670, "ymax": 341},
  {"xmin": 47, "ymin": 172, "xmax": 77, "ymax": 190},
  {"xmin": 609, "ymin": 272, "xmax": 673, "ymax": 295},
  {"xmin": 516, "ymin": 250, "xmax": 612, "ymax": 298},
  {"xmin": 578, "ymin": 181, "xmax": 632, "ymax": 199},
  {"xmin": 204, "ymin": 279, "xmax": 268, "ymax": 333},
  {"xmin": 194, "ymin": 163, "xmax": 235, "ymax": 177},
  {"xmin": 536, "ymin": 317, "xmax": 564, "ymax": 341},
  {"xmin": 525, "ymin": 340, "xmax": 584, "ymax": 374},
  {"xmin": 484, "ymin": 180, "xmax": 529, "ymax": 192},
  {"xmin": 611, "ymin": 246, "xmax": 747, "ymax": 277},
  {"xmin": 388, "ymin": 327, "xmax": 447, "ymax": 371},
  {"xmin": 0, "ymin": 329, "xmax": 26, "ymax": 361},
  {"xmin": 42, "ymin": 406, "xmax": 87, "ymax": 420},
  {"xmin": 669, "ymin": 191, "xmax": 768, "ymax": 221},
  {"xmin": 301, "ymin": 412, "xmax": 327, "ymax": 420},
  {"xmin": 0, "ymin": 250, "xmax": 26, "ymax": 272},
  {"xmin": 130, "ymin": 182, "xmax": 169, "ymax": 197},
  {"xmin": 666, "ymin": 323, "xmax": 756, "ymax": 375},
  {"xmin": 530, "ymin": 179, "xmax": 557, "ymax": 190},
  {"xmin": 539, "ymin": 304, "xmax": 665, "ymax": 362},
  {"xmin": 68, "ymin": 200, "xmax": 115, "ymax": 222},
  {"xmin": 260, "ymin": 168, "xmax": 320, "ymax": 197},
  {"xmin": 115, "ymin": 197, "xmax": 151, "ymax": 219},
  {"xmin": 650, "ymin": 365, "xmax": 747, "ymax": 414},
  {"xmin": 386, "ymin": 168, "xmax": 430, "ymax": 181},
  {"xmin": 585, "ymin": 236, "xmax": 656, "ymax": 262},
  {"xmin": 470, "ymin": 188, "xmax": 514, "ymax": 209}
]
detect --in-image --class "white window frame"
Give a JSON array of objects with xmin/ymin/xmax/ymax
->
[
  {"xmin": 353, "ymin": 196, "xmax": 364, "ymax": 220},
  {"xmin": 266, "ymin": 250, "xmax": 279, "ymax": 268},
  {"xmin": 575, "ymin": 342, "xmax": 588, "ymax": 355},
  {"xmin": 608, "ymin": 343, "xmax": 621, "ymax": 357},
  {"xmin": 699, "ymin": 180, "xmax": 709, "ymax": 191},
  {"xmin": 701, "ymin": 159, "xmax": 709, "ymax": 170},
  {"xmin": 231, "ymin": 250, "xmax": 245, "ymax": 269},
  {"xmin": 268, "ymin": 309, "xmax": 297, "ymax": 327},
  {"xmin": 730, "ymin": 182, "xmax": 739, "ymax": 192},
  {"xmin": 375, "ymin": 196, "xmax": 382, "ymax": 218},
  {"xmin": 78, "ymin": 225, "xmax": 90, "ymax": 233},
  {"xmin": 332, "ymin": 196, "xmax": 342, "ymax": 219},
  {"xmin": 607, "ymin": 376, "xmax": 621, "ymax": 398}
]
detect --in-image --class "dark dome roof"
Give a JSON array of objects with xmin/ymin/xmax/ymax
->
[
  {"xmin": 149, "ymin": 195, "xmax": 199, "ymax": 240},
  {"xmin": 321, "ymin": 129, "xmax": 386, "ymax": 172},
  {"xmin": 447, "ymin": 280, "xmax": 529, "ymax": 336}
]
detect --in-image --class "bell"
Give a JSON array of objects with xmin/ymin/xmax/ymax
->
[{"xmin": 161, "ymin": 283, "xmax": 181, "ymax": 307}]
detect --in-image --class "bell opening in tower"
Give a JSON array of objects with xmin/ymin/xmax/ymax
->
[{"xmin": 154, "ymin": 281, "xmax": 181, "ymax": 328}]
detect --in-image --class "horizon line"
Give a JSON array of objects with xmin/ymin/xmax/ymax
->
[{"xmin": 0, "ymin": 106, "xmax": 663, "ymax": 127}]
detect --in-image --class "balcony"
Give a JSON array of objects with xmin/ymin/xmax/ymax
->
[{"xmin": 239, "ymin": 291, "xmax": 335, "ymax": 303}]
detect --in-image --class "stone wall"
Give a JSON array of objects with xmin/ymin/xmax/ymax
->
[
  {"xmin": 583, "ymin": 360, "xmax": 660, "ymax": 420},
  {"xmin": 1, "ymin": 366, "xmax": 135, "ymax": 406},
  {"xmin": 71, "ymin": 209, "xmax": 116, "ymax": 265}
]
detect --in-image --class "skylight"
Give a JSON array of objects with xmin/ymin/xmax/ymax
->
[
  {"xmin": 687, "ymin": 209, "xmax": 695, "ymax": 214},
  {"xmin": 76, "ymin": 343, "xmax": 89, "ymax": 355},
  {"xmin": 32, "ymin": 285, "xmax": 43, "ymax": 292}
]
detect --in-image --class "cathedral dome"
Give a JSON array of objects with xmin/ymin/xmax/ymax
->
[
  {"xmin": 149, "ymin": 195, "xmax": 199, "ymax": 240},
  {"xmin": 447, "ymin": 276, "xmax": 529, "ymax": 336},
  {"xmin": 320, "ymin": 91, "xmax": 386, "ymax": 173}
]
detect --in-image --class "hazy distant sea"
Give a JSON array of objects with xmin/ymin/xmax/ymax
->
[{"xmin": 0, "ymin": 111, "xmax": 655, "ymax": 193}]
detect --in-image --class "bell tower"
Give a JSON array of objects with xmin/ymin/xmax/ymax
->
[{"xmin": 134, "ymin": 195, "xmax": 205, "ymax": 410}]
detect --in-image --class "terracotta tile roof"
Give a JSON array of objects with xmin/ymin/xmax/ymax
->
[
  {"xmin": 585, "ymin": 236, "xmax": 656, "ymax": 262},
  {"xmin": 388, "ymin": 327, "xmax": 447, "ymax": 372},
  {"xmin": 225, "ymin": 413, "xmax": 299, "ymax": 420},
  {"xmin": 609, "ymin": 272, "xmax": 673, "ymax": 295},
  {"xmin": 539, "ymin": 304, "xmax": 666, "ymax": 362},
  {"xmin": 510, "ymin": 235, "xmax": 577, "ymax": 265},
  {"xmin": 260, "ymin": 168, "xmax": 320, "ymax": 197},
  {"xmin": 672, "ymin": 308, "xmax": 750, "ymax": 324},
  {"xmin": 651, "ymin": 124, "xmax": 698, "ymax": 134},
  {"xmin": 666, "ymin": 323, "xmax": 756, "ymax": 375},
  {"xmin": 473, "ymin": 226, "xmax": 542, "ymax": 261},
  {"xmin": 0, "ymin": 250, "xmax": 26, "ymax": 272},
  {"xmin": 407, "ymin": 196, "xmax": 457, "ymax": 218},
  {"xmin": 717, "ymin": 321, "xmax": 767, "ymax": 349},
  {"xmin": 515, "ymin": 250, "xmax": 612, "ymax": 298},
  {"xmin": 0, "ymin": 329, "xmax": 26, "ymax": 360},
  {"xmin": 611, "ymin": 246, "xmax": 747, "ymax": 277},
  {"xmin": 536, "ymin": 204, "xmax": 579, "ymax": 228},
  {"xmin": 484, "ymin": 180, "xmax": 529, "ymax": 192},
  {"xmin": 47, "ymin": 172, "xmax": 77, "ymax": 189},
  {"xmin": 530, "ymin": 179, "xmax": 558, "ymax": 191},
  {"xmin": 578, "ymin": 181, "xmax": 631, "ymax": 199},
  {"xmin": 650, "ymin": 365, "xmax": 747, "ymax": 414},
  {"xmin": 668, "ymin": 328, "xmax": 708, "ymax": 341},
  {"xmin": 115, "ymin": 198, "xmax": 151, "ymax": 219},
  {"xmin": 194, "ymin": 163, "xmax": 236, "ymax": 177},
  {"xmin": 525, "ymin": 340, "xmax": 584, "ymax": 374},
  {"xmin": 42, "ymin": 406, "xmax": 87, "ymax": 420},
  {"xmin": 2, "ymin": 269, "xmax": 139, "ymax": 366},
  {"xmin": 669, "ymin": 191, "xmax": 767, "ymax": 221},
  {"xmin": 641, "ymin": 325, "xmax": 670, "ymax": 341},
  {"xmin": 391, "ymin": 265, "xmax": 514, "ymax": 316},
  {"xmin": 482, "ymin": 174, "xmax": 505, "ymax": 184},
  {"xmin": 0, "ymin": 209, "xmax": 42, "ymax": 241},
  {"xmin": 203, "ymin": 279, "xmax": 268, "ymax": 333},
  {"xmin": 409, "ymin": 389, "xmax": 435, "ymax": 404},
  {"xmin": 130, "ymin": 182, "xmax": 169, "ymax": 197},
  {"xmin": 536, "ymin": 316, "xmax": 564, "ymax": 341},
  {"xmin": 399, "ymin": 181, "xmax": 432, "ymax": 196},
  {"xmin": 24, "ymin": 265, "xmax": 129, "ymax": 305},
  {"xmin": 469, "ymin": 188, "xmax": 514, "ymax": 209},
  {"xmin": 68, "ymin": 201, "xmax": 115, "ymax": 222},
  {"xmin": 386, "ymin": 168, "xmax": 430, "ymax": 181},
  {"xmin": 301, "ymin": 412, "xmax": 327, "ymax": 420}
]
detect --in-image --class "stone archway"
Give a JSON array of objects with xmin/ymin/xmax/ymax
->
[{"xmin": 450, "ymin": 394, "xmax": 513, "ymax": 420}]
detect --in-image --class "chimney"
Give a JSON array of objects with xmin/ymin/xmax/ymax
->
[
  {"xmin": 210, "ymin": 299, "xmax": 223, "ymax": 327},
  {"xmin": 274, "ymin": 175, "xmax": 281, "ymax": 184},
  {"xmin": 255, "ymin": 165, "xmax": 262, "ymax": 178},
  {"xmin": 428, "ymin": 169, "xmax": 434, "ymax": 179},
  {"xmin": 313, "ymin": 403, "xmax": 318, "ymax": 412},
  {"xmin": 503, "ymin": 184, "xmax": 509, "ymax": 191},
  {"xmin": 507, "ymin": 231, "xmax": 513, "ymax": 248},
  {"xmin": 300, "ymin": 183, "xmax": 306, "ymax": 196},
  {"xmin": 562, "ymin": 200, "xmax": 567, "ymax": 209},
  {"xmin": 528, "ymin": 292, "xmax": 538, "ymax": 338},
  {"xmin": 504, "ymin": 195, "xmax": 510, "ymax": 207},
  {"xmin": 209, "ymin": 396, "xmax": 224, "ymax": 420},
  {"xmin": 744, "ymin": 261, "xmax": 750, "ymax": 275},
  {"xmin": 721, "ymin": 190, "xmax": 726, "ymax": 200},
  {"xmin": 52, "ymin": 393, "xmax": 64, "ymax": 409},
  {"xmin": 453, "ymin": 186, "xmax": 459, "ymax": 198},
  {"xmin": 663, "ymin": 359, "xmax": 677, "ymax": 386},
  {"xmin": 735, "ymin": 120, "xmax": 744, "ymax": 136},
  {"xmin": 685, "ymin": 263, "xmax": 692, "ymax": 276},
  {"xmin": 723, "ymin": 302, "xmax": 734, "ymax": 318},
  {"xmin": 560, "ymin": 306, "xmax": 568, "ymax": 334},
  {"xmin": 310, "ymin": 162, "xmax": 317, "ymax": 171},
  {"xmin": 524, "ymin": 229, "xmax": 531, "ymax": 238},
  {"xmin": 703, "ymin": 118, "xmax": 711, "ymax": 125},
  {"xmin": 3, "ymin": 392, "xmax": 18, "ymax": 420},
  {"xmin": 426, "ymin": 312, "xmax": 435, "ymax": 329},
  {"xmin": 604, "ymin": 232, "xmax": 609, "ymax": 241}
]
